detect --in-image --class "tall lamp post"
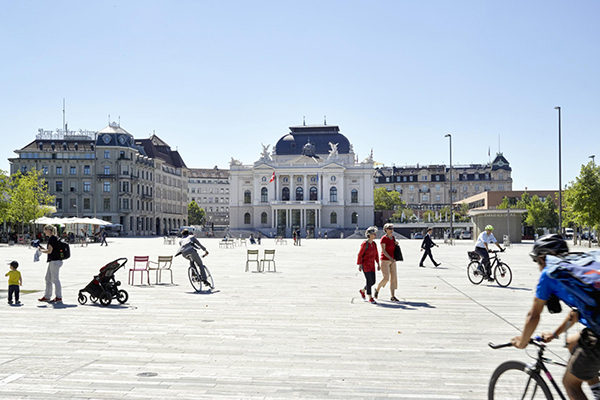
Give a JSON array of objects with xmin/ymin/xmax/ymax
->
[
  {"xmin": 590, "ymin": 155, "xmax": 596, "ymax": 166},
  {"xmin": 445, "ymin": 133, "xmax": 453, "ymax": 244},
  {"xmin": 554, "ymin": 107, "xmax": 562, "ymax": 235}
]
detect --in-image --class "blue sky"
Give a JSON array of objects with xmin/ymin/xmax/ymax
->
[{"xmin": 2, "ymin": 0, "xmax": 599, "ymax": 190}]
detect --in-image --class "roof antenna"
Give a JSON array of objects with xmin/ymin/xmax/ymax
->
[
  {"xmin": 498, "ymin": 133, "xmax": 501, "ymax": 153},
  {"xmin": 118, "ymin": 116, "xmax": 121, "ymax": 127},
  {"xmin": 303, "ymin": 116, "xmax": 306, "ymax": 126},
  {"xmin": 108, "ymin": 115, "xmax": 110, "ymax": 125},
  {"xmin": 324, "ymin": 115, "xmax": 327, "ymax": 125},
  {"xmin": 62, "ymin": 98, "xmax": 66, "ymax": 133}
]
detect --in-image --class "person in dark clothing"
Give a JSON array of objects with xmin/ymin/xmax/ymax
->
[
  {"xmin": 419, "ymin": 228, "xmax": 440, "ymax": 268},
  {"xmin": 100, "ymin": 229, "xmax": 108, "ymax": 246}
]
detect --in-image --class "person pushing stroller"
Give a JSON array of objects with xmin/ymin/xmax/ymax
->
[{"xmin": 177, "ymin": 229, "xmax": 210, "ymax": 286}]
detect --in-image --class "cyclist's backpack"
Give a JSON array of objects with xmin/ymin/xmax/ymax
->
[
  {"xmin": 54, "ymin": 238, "xmax": 71, "ymax": 260},
  {"xmin": 546, "ymin": 251, "xmax": 600, "ymax": 334}
]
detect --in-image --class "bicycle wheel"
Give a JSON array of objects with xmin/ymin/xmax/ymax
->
[
  {"xmin": 489, "ymin": 361, "xmax": 553, "ymax": 399},
  {"xmin": 467, "ymin": 261, "xmax": 484, "ymax": 284},
  {"xmin": 204, "ymin": 266, "xmax": 214, "ymax": 289},
  {"xmin": 188, "ymin": 266, "xmax": 202, "ymax": 292},
  {"xmin": 494, "ymin": 263, "xmax": 513, "ymax": 287}
]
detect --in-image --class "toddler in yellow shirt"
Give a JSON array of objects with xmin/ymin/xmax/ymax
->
[{"xmin": 6, "ymin": 261, "xmax": 22, "ymax": 305}]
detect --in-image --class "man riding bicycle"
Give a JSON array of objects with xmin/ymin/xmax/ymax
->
[
  {"xmin": 474, "ymin": 225, "xmax": 504, "ymax": 281},
  {"xmin": 511, "ymin": 234, "xmax": 600, "ymax": 400},
  {"xmin": 177, "ymin": 229, "xmax": 210, "ymax": 287}
]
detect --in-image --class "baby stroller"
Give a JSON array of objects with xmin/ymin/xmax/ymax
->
[{"xmin": 78, "ymin": 257, "xmax": 129, "ymax": 306}]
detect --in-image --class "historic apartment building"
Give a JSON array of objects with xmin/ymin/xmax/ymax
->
[
  {"xmin": 373, "ymin": 153, "xmax": 513, "ymax": 212},
  {"xmin": 228, "ymin": 124, "xmax": 374, "ymax": 237},
  {"xmin": 9, "ymin": 123, "xmax": 189, "ymax": 236},
  {"xmin": 187, "ymin": 167, "xmax": 230, "ymax": 231}
]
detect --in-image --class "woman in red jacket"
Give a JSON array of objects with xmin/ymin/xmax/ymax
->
[{"xmin": 357, "ymin": 226, "xmax": 380, "ymax": 304}]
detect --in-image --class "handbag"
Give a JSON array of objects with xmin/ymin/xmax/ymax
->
[{"xmin": 393, "ymin": 242, "xmax": 403, "ymax": 262}]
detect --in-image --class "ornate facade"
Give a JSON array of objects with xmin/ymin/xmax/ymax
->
[{"xmin": 229, "ymin": 124, "xmax": 374, "ymax": 237}]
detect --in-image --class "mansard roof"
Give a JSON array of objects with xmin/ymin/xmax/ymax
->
[
  {"xmin": 136, "ymin": 134, "xmax": 187, "ymax": 169},
  {"xmin": 491, "ymin": 152, "xmax": 511, "ymax": 171}
]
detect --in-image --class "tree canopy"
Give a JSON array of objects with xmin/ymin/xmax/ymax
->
[
  {"xmin": 563, "ymin": 162, "xmax": 600, "ymax": 231},
  {"xmin": 188, "ymin": 201, "xmax": 206, "ymax": 226},
  {"xmin": 374, "ymin": 187, "xmax": 404, "ymax": 211},
  {"xmin": 7, "ymin": 169, "xmax": 54, "ymax": 231}
]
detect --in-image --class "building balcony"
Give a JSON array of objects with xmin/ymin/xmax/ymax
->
[
  {"xmin": 270, "ymin": 200, "xmax": 322, "ymax": 206},
  {"xmin": 142, "ymin": 193, "xmax": 153, "ymax": 199},
  {"xmin": 419, "ymin": 189, "xmax": 430, "ymax": 193},
  {"xmin": 97, "ymin": 174, "xmax": 116, "ymax": 180}
]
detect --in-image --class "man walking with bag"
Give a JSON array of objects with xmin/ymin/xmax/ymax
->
[{"xmin": 419, "ymin": 228, "xmax": 440, "ymax": 268}]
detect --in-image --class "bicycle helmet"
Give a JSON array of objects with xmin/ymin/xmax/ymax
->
[
  {"xmin": 485, "ymin": 225, "xmax": 494, "ymax": 231},
  {"xmin": 530, "ymin": 234, "xmax": 569, "ymax": 260}
]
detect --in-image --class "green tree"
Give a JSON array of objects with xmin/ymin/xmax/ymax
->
[
  {"xmin": 0, "ymin": 169, "xmax": 10, "ymax": 223},
  {"xmin": 524, "ymin": 195, "xmax": 546, "ymax": 231},
  {"xmin": 374, "ymin": 187, "xmax": 404, "ymax": 211},
  {"xmin": 497, "ymin": 196, "xmax": 511, "ymax": 210},
  {"xmin": 8, "ymin": 169, "xmax": 54, "ymax": 233},
  {"xmin": 188, "ymin": 201, "xmax": 206, "ymax": 226},
  {"xmin": 563, "ymin": 162, "xmax": 600, "ymax": 241}
]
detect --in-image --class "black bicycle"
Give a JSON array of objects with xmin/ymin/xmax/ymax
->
[
  {"xmin": 467, "ymin": 250, "xmax": 512, "ymax": 287},
  {"xmin": 488, "ymin": 337, "xmax": 568, "ymax": 399},
  {"xmin": 184, "ymin": 254, "xmax": 214, "ymax": 292}
]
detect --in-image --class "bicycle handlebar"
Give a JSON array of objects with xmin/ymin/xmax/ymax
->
[{"xmin": 489, "ymin": 336, "xmax": 544, "ymax": 350}]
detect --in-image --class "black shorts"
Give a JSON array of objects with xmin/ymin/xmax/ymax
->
[{"xmin": 567, "ymin": 328, "xmax": 600, "ymax": 381}]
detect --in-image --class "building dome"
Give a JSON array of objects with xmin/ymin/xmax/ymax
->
[{"xmin": 275, "ymin": 125, "xmax": 351, "ymax": 156}]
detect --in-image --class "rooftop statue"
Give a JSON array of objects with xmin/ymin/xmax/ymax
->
[
  {"xmin": 229, "ymin": 157, "xmax": 242, "ymax": 166},
  {"xmin": 260, "ymin": 143, "xmax": 272, "ymax": 161},
  {"xmin": 328, "ymin": 142, "xmax": 339, "ymax": 159}
]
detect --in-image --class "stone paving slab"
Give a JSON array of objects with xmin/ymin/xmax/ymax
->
[{"xmin": 0, "ymin": 237, "xmax": 595, "ymax": 399}]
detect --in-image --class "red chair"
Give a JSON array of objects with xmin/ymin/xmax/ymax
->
[{"xmin": 128, "ymin": 256, "xmax": 150, "ymax": 285}]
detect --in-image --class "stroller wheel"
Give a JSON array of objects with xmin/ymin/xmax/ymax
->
[
  {"xmin": 99, "ymin": 292, "xmax": 112, "ymax": 306},
  {"xmin": 78, "ymin": 293, "xmax": 88, "ymax": 305},
  {"xmin": 117, "ymin": 289, "xmax": 129, "ymax": 304},
  {"xmin": 90, "ymin": 295, "xmax": 98, "ymax": 303}
]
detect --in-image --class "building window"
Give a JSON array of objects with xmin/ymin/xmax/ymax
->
[
  {"xmin": 261, "ymin": 187, "xmax": 268, "ymax": 202},
  {"xmin": 104, "ymin": 151, "xmax": 110, "ymax": 159},
  {"xmin": 42, "ymin": 166, "xmax": 48, "ymax": 174},
  {"xmin": 21, "ymin": 166, "xmax": 27, "ymax": 174},
  {"xmin": 351, "ymin": 189, "xmax": 358, "ymax": 203},
  {"xmin": 409, "ymin": 185, "xmax": 414, "ymax": 192},
  {"xmin": 103, "ymin": 182, "xmax": 110, "ymax": 192},
  {"xmin": 83, "ymin": 198, "xmax": 90, "ymax": 210},
  {"xmin": 436, "ymin": 195, "xmax": 441, "ymax": 202},
  {"xmin": 436, "ymin": 184, "xmax": 441, "ymax": 192},
  {"xmin": 499, "ymin": 172, "xmax": 504, "ymax": 179},
  {"xmin": 329, "ymin": 187, "xmax": 337, "ymax": 202},
  {"xmin": 422, "ymin": 195, "xmax": 428, "ymax": 202},
  {"xmin": 351, "ymin": 212, "xmax": 358, "ymax": 224},
  {"xmin": 282, "ymin": 187, "xmax": 290, "ymax": 201},
  {"xmin": 244, "ymin": 212, "xmax": 251, "ymax": 224},
  {"xmin": 84, "ymin": 165, "xmax": 90, "ymax": 175},
  {"xmin": 409, "ymin": 176, "xmax": 413, "ymax": 181},
  {"xmin": 70, "ymin": 166, "xmax": 76, "ymax": 175},
  {"xmin": 56, "ymin": 166, "xmax": 62, "ymax": 175},
  {"xmin": 103, "ymin": 198, "xmax": 110, "ymax": 211},
  {"xmin": 56, "ymin": 181, "xmax": 63, "ymax": 192},
  {"xmin": 498, "ymin": 184, "xmax": 504, "ymax": 190},
  {"xmin": 296, "ymin": 187, "xmax": 303, "ymax": 201},
  {"xmin": 123, "ymin": 182, "xmax": 129, "ymax": 192},
  {"xmin": 403, "ymin": 176, "xmax": 407, "ymax": 182},
  {"xmin": 475, "ymin": 184, "xmax": 480, "ymax": 191},
  {"xmin": 421, "ymin": 175, "xmax": 427, "ymax": 181},
  {"xmin": 83, "ymin": 182, "xmax": 90, "ymax": 192},
  {"xmin": 463, "ymin": 185, "xmax": 468, "ymax": 191},
  {"xmin": 409, "ymin": 196, "xmax": 414, "ymax": 202},
  {"xmin": 55, "ymin": 198, "xmax": 62, "ymax": 210},
  {"xmin": 475, "ymin": 173, "xmax": 479, "ymax": 180},
  {"xmin": 436, "ymin": 175, "xmax": 440, "ymax": 181},
  {"xmin": 330, "ymin": 212, "xmax": 337, "ymax": 224},
  {"xmin": 310, "ymin": 187, "xmax": 318, "ymax": 201},
  {"xmin": 104, "ymin": 166, "xmax": 110, "ymax": 174},
  {"xmin": 261, "ymin": 212, "xmax": 267, "ymax": 224},
  {"xmin": 485, "ymin": 173, "xmax": 490, "ymax": 180},
  {"xmin": 244, "ymin": 190, "xmax": 251, "ymax": 204}
]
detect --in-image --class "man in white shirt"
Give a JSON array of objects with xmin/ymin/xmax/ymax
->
[{"xmin": 474, "ymin": 225, "xmax": 504, "ymax": 281}]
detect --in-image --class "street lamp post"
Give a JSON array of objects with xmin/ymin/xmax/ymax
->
[
  {"xmin": 590, "ymin": 155, "xmax": 596, "ymax": 166},
  {"xmin": 445, "ymin": 133, "xmax": 453, "ymax": 244},
  {"xmin": 554, "ymin": 107, "xmax": 562, "ymax": 235}
]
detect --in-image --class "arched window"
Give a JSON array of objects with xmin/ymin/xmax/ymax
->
[
  {"xmin": 351, "ymin": 212, "xmax": 358, "ymax": 224},
  {"xmin": 330, "ymin": 187, "xmax": 337, "ymax": 202},
  {"xmin": 244, "ymin": 212, "xmax": 251, "ymax": 224},
  {"xmin": 351, "ymin": 189, "xmax": 358, "ymax": 203},
  {"xmin": 296, "ymin": 187, "xmax": 303, "ymax": 201},
  {"xmin": 282, "ymin": 187, "xmax": 290, "ymax": 201},
  {"xmin": 261, "ymin": 212, "xmax": 267, "ymax": 224},
  {"xmin": 330, "ymin": 212, "xmax": 337, "ymax": 224},
  {"xmin": 261, "ymin": 187, "xmax": 268, "ymax": 202},
  {"xmin": 244, "ymin": 190, "xmax": 251, "ymax": 204},
  {"xmin": 310, "ymin": 187, "xmax": 318, "ymax": 201}
]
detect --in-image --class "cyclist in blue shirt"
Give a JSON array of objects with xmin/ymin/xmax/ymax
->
[{"xmin": 512, "ymin": 234, "xmax": 600, "ymax": 400}]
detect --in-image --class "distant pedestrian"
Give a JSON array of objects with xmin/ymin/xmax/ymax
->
[
  {"xmin": 357, "ymin": 226, "xmax": 380, "ymax": 304},
  {"xmin": 100, "ymin": 229, "xmax": 108, "ymax": 246},
  {"xmin": 324, "ymin": 231, "xmax": 328, "ymax": 239},
  {"xmin": 419, "ymin": 228, "xmax": 440, "ymax": 268},
  {"xmin": 296, "ymin": 228, "xmax": 301, "ymax": 246},
  {"xmin": 293, "ymin": 229, "xmax": 297, "ymax": 245},
  {"xmin": 375, "ymin": 223, "xmax": 399, "ymax": 302},
  {"xmin": 5, "ymin": 261, "xmax": 22, "ymax": 305},
  {"xmin": 38, "ymin": 224, "xmax": 63, "ymax": 303}
]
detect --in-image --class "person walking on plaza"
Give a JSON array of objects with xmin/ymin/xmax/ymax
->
[
  {"xmin": 293, "ymin": 229, "xmax": 297, "ymax": 245},
  {"xmin": 474, "ymin": 225, "xmax": 504, "ymax": 281},
  {"xmin": 357, "ymin": 226, "xmax": 380, "ymax": 304},
  {"xmin": 38, "ymin": 224, "xmax": 64, "ymax": 303},
  {"xmin": 296, "ymin": 228, "xmax": 302, "ymax": 246},
  {"xmin": 5, "ymin": 261, "xmax": 22, "ymax": 305},
  {"xmin": 375, "ymin": 223, "xmax": 400, "ymax": 302},
  {"xmin": 100, "ymin": 228, "xmax": 108, "ymax": 246},
  {"xmin": 419, "ymin": 228, "xmax": 440, "ymax": 268}
]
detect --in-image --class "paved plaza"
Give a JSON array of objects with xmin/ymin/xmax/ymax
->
[{"xmin": 0, "ymin": 236, "xmax": 595, "ymax": 399}]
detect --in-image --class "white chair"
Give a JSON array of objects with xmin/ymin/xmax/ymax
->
[
  {"xmin": 149, "ymin": 255, "xmax": 174, "ymax": 284},
  {"xmin": 260, "ymin": 249, "xmax": 276, "ymax": 272}
]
